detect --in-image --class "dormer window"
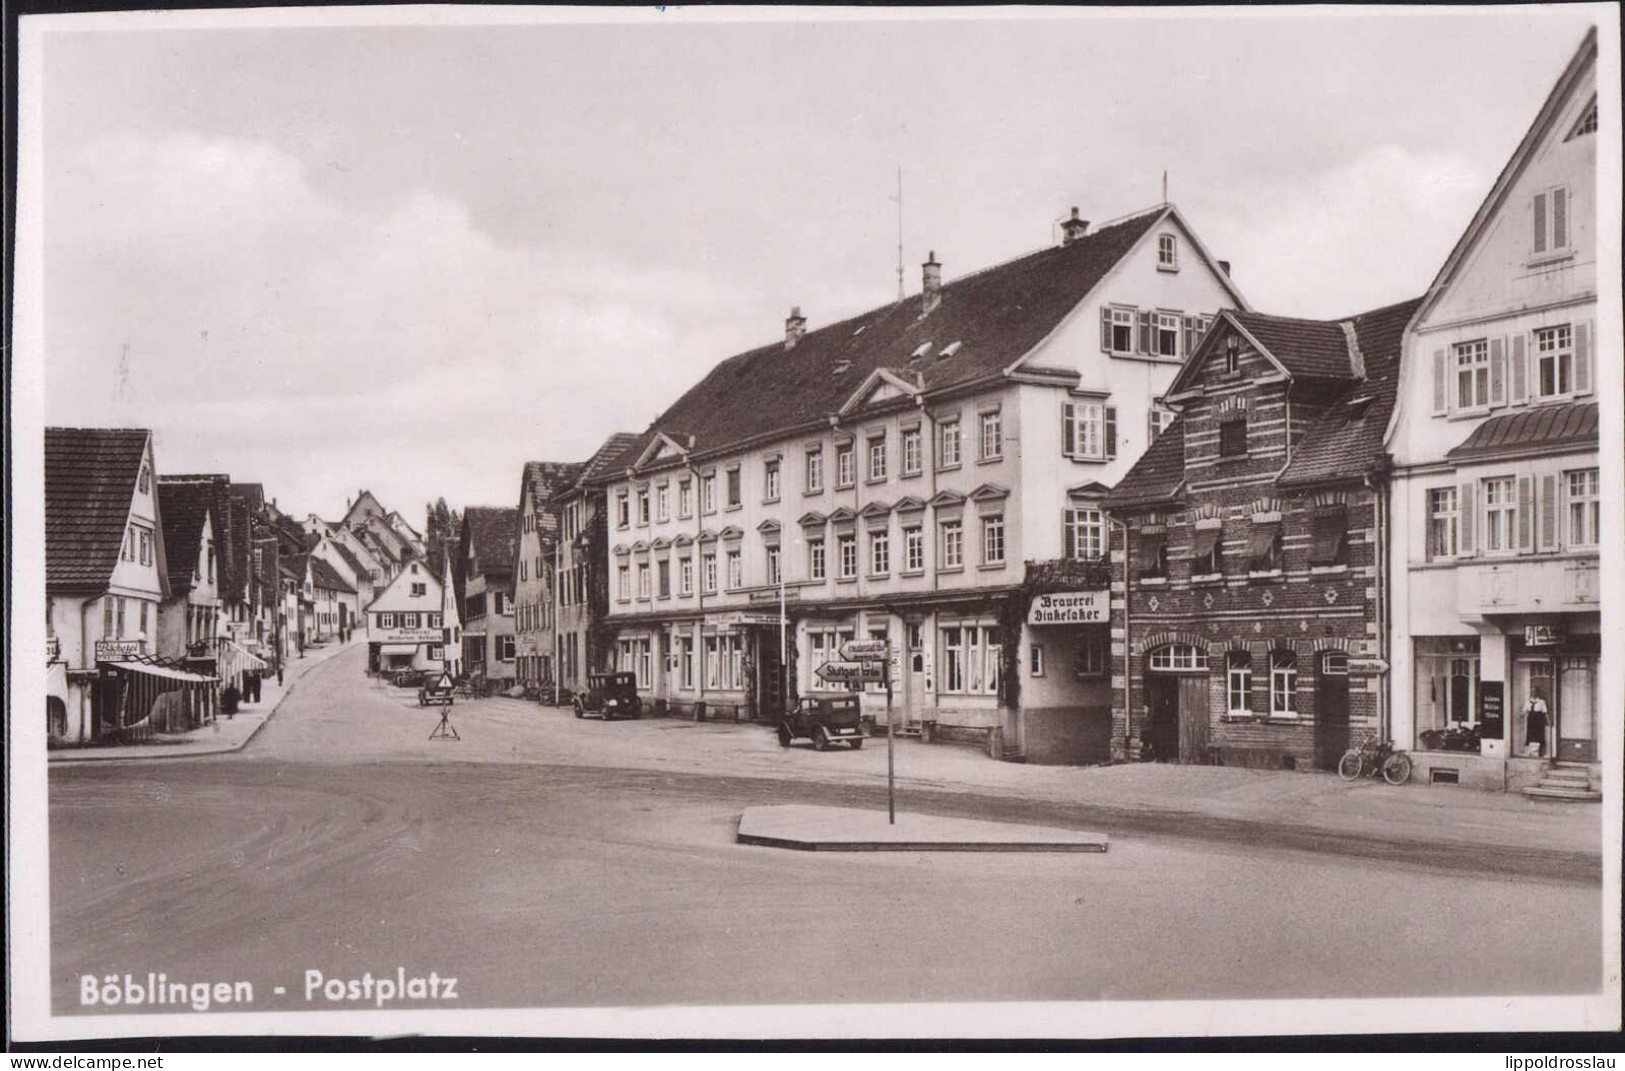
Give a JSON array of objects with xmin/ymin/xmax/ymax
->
[
  {"xmin": 1157, "ymin": 234, "xmax": 1178, "ymax": 271},
  {"xmin": 1224, "ymin": 335, "xmax": 1240, "ymax": 375}
]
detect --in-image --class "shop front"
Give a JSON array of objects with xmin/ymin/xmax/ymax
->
[
  {"xmin": 1016, "ymin": 589, "xmax": 1113, "ymax": 765},
  {"xmin": 1408, "ymin": 615, "xmax": 1599, "ymax": 791}
]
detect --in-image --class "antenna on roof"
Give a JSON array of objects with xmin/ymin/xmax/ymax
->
[
  {"xmin": 891, "ymin": 166, "xmax": 904, "ymax": 303},
  {"xmin": 1162, "ymin": 170, "xmax": 1169, "ymax": 205}
]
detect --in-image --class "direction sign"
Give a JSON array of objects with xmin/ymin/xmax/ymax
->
[
  {"xmin": 816, "ymin": 660, "xmax": 884, "ymax": 683},
  {"xmin": 840, "ymin": 639, "xmax": 890, "ymax": 662}
]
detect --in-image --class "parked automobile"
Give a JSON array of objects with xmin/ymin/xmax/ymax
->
[
  {"xmin": 777, "ymin": 693, "xmax": 865, "ymax": 750},
  {"xmin": 390, "ymin": 668, "xmax": 427, "ymax": 688},
  {"xmin": 572, "ymin": 672, "xmax": 642, "ymax": 720}
]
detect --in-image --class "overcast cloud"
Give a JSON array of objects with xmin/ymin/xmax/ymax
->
[{"xmin": 31, "ymin": 6, "xmax": 1600, "ymax": 522}]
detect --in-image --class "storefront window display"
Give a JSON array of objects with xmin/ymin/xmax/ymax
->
[{"xmin": 1413, "ymin": 638, "xmax": 1481, "ymax": 749}]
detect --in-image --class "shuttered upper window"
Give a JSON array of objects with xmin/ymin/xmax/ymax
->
[
  {"xmin": 1063, "ymin": 401, "xmax": 1117, "ymax": 461},
  {"xmin": 1532, "ymin": 186, "xmax": 1571, "ymax": 259},
  {"xmin": 1309, "ymin": 506, "xmax": 1349, "ymax": 566}
]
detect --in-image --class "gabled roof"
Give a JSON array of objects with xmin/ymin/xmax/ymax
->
[
  {"xmin": 1101, "ymin": 420, "xmax": 1187, "ymax": 512},
  {"xmin": 1279, "ymin": 298, "xmax": 1425, "ymax": 488},
  {"xmin": 156, "ymin": 481, "xmax": 214, "ymax": 594},
  {"xmin": 309, "ymin": 555, "xmax": 357, "ymax": 595},
  {"xmin": 1412, "ymin": 27, "xmax": 1598, "ymax": 329},
  {"xmin": 577, "ymin": 432, "xmax": 641, "ymax": 486},
  {"xmin": 521, "ymin": 460, "xmax": 585, "ymax": 542},
  {"xmin": 462, "ymin": 506, "xmax": 519, "ymax": 578},
  {"xmin": 326, "ymin": 539, "xmax": 371, "ymax": 581},
  {"xmin": 1231, "ymin": 311, "xmax": 1359, "ymax": 380},
  {"xmin": 602, "ymin": 205, "xmax": 1221, "ymax": 472},
  {"xmin": 1443, "ymin": 401, "xmax": 1598, "ymax": 463},
  {"xmin": 45, "ymin": 427, "xmax": 160, "ymax": 594},
  {"xmin": 161, "ymin": 473, "xmax": 241, "ymax": 598}
]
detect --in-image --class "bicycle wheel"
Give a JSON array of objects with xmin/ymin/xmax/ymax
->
[
  {"xmin": 1381, "ymin": 752, "xmax": 1413, "ymax": 785},
  {"xmin": 1337, "ymin": 749, "xmax": 1364, "ymax": 781}
]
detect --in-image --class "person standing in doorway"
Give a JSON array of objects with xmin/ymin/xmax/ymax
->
[
  {"xmin": 1524, "ymin": 685, "xmax": 1549, "ymax": 757},
  {"xmin": 276, "ymin": 661, "xmax": 285, "ymax": 688}
]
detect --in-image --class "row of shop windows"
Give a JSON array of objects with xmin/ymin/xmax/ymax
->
[
  {"xmin": 1424, "ymin": 468, "xmax": 1599, "ymax": 559},
  {"xmin": 1413, "ymin": 642, "xmax": 1596, "ymax": 757}
]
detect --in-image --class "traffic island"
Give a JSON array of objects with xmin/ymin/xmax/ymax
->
[{"xmin": 736, "ymin": 804, "xmax": 1108, "ymax": 853}]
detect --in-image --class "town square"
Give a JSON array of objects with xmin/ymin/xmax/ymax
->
[{"xmin": 11, "ymin": 5, "xmax": 1618, "ymax": 1044}]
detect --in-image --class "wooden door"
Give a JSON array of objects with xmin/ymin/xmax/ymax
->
[
  {"xmin": 1177, "ymin": 675, "xmax": 1210, "ymax": 764},
  {"xmin": 1557, "ymin": 657, "xmax": 1596, "ymax": 761},
  {"xmin": 1142, "ymin": 675, "xmax": 1174, "ymax": 760},
  {"xmin": 1315, "ymin": 654, "xmax": 1350, "ymax": 770}
]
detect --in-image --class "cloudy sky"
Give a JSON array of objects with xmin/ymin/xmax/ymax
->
[{"xmin": 26, "ymin": 6, "xmax": 1601, "ymax": 523}]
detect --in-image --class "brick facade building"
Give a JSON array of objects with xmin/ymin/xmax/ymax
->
[{"xmin": 1105, "ymin": 299, "xmax": 1419, "ymax": 769}]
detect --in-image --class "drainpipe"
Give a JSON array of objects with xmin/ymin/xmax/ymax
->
[
  {"xmin": 1369, "ymin": 470, "xmax": 1390, "ymax": 743},
  {"xmin": 1114, "ymin": 517, "xmax": 1132, "ymax": 759},
  {"xmin": 78, "ymin": 595, "xmax": 98, "ymax": 744}
]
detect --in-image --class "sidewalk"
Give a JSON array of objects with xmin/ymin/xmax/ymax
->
[{"xmin": 47, "ymin": 638, "xmax": 358, "ymax": 764}]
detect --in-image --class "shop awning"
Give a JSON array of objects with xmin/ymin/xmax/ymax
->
[
  {"xmin": 378, "ymin": 643, "xmax": 420, "ymax": 655},
  {"xmin": 1245, "ymin": 521, "xmax": 1280, "ymax": 566},
  {"xmin": 218, "ymin": 639, "xmax": 268, "ymax": 675},
  {"xmin": 112, "ymin": 662, "xmax": 219, "ymax": 684},
  {"xmin": 1131, "ymin": 532, "xmax": 1166, "ymax": 572},
  {"xmin": 1309, "ymin": 507, "xmax": 1348, "ymax": 566},
  {"xmin": 1189, "ymin": 526, "xmax": 1222, "ymax": 562}
]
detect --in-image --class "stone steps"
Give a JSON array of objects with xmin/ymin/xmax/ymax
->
[{"xmin": 1522, "ymin": 762, "xmax": 1601, "ymax": 802}]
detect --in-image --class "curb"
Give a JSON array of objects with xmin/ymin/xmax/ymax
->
[
  {"xmin": 735, "ymin": 804, "xmax": 1111, "ymax": 853},
  {"xmin": 736, "ymin": 832, "xmax": 1108, "ymax": 853},
  {"xmin": 48, "ymin": 641, "xmax": 355, "ymax": 765}
]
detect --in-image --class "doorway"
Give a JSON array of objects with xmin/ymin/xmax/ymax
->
[
  {"xmin": 753, "ymin": 629, "xmax": 785, "ymax": 719},
  {"xmin": 1143, "ymin": 676, "xmax": 1179, "ymax": 762},
  {"xmin": 1314, "ymin": 651, "xmax": 1350, "ymax": 771}
]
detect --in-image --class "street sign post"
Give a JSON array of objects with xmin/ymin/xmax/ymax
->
[
  {"xmin": 815, "ymin": 660, "xmax": 883, "ymax": 684},
  {"xmin": 840, "ymin": 639, "xmax": 889, "ymax": 662}
]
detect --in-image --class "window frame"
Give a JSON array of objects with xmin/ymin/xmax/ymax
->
[
  {"xmin": 763, "ymin": 459, "xmax": 781, "ymax": 503},
  {"xmin": 868, "ymin": 529, "xmax": 890, "ymax": 576},
  {"xmin": 938, "ymin": 518, "xmax": 964, "ymax": 569},
  {"xmin": 981, "ymin": 514, "xmax": 1005, "ymax": 565},
  {"xmin": 1153, "ymin": 310, "xmax": 1181, "ymax": 358},
  {"xmin": 1453, "ymin": 338, "xmax": 1490, "ymax": 410},
  {"xmin": 1269, "ymin": 651, "xmax": 1298, "ymax": 718},
  {"xmin": 1218, "ymin": 417, "xmax": 1248, "ymax": 458},
  {"xmin": 1227, "ymin": 653, "xmax": 1253, "ymax": 715},
  {"xmin": 835, "ymin": 443, "xmax": 855, "ymax": 488},
  {"xmin": 725, "ymin": 467, "xmax": 742, "ymax": 509},
  {"xmin": 936, "ymin": 419, "xmax": 961, "ymax": 469},
  {"xmin": 1534, "ymin": 324, "xmax": 1575, "ymax": 400},
  {"xmin": 867, "ymin": 435, "xmax": 888, "ymax": 482},
  {"xmin": 725, "ymin": 549, "xmax": 743, "ymax": 589},
  {"xmin": 837, "ymin": 533, "xmax": 858, "ymax": 580},
  {"xmin": 1566, "ymin": 468, "xmax": 1600, "ymax": 548},
  {"xmin": 1156, "ymin": 233, "xmax": 1178, "ymax": 271},
  {"xmin": 808, "ymin": 538, "xmax": 826, "ymax": 581},
  {"xmin": 1066, "ymin": 506, "xmax": 1105, "ymax": 561},
  {"xmin": 1108, "ymin": 306, "xmax": 1136, "ymax": 355},
  {"xmin": 1482, "ymin": 476, "xmax": 1517, "ymax": 555},
  {"xmin": 1427, "ymin": 487, "xmax": 1459, "ymax": 560},
  {"xmin": 804, "ymin": 447, "xmax": 824, "ymax": 494},
  {"xmin": 901, "ymin": 426, "xmax": 923, "ymax": 476},
  {"xmin": 979, "ymin": 409, "xmax": 1003, "ymax": 461}
]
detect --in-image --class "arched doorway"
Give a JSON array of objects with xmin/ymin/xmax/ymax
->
[
  {"xmin": 47, "ymin": 696, "xmax": 68, "ymax": 741},
  {"xmin": 1314, "ymin": 651, "xmax": 1350, "ymax": 770},
  {"xmin": 1143, "ymin": 643, "xmax": 1210, "ymax": 763}
]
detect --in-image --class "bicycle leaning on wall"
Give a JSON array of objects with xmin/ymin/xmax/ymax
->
[{"xmin": 1337, "ymin": 737, "xmax": 1413, "ymax": 785}]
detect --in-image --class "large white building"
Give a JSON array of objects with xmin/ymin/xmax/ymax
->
[
  {"xmin": 1386, "ymin": 28, "xmax": 1601, "ymax": 794},
  {"xmin": 596, "ymin": 203, "xmax": 1249, "ymax": 759}
]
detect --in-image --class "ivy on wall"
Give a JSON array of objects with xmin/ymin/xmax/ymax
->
[{"xmin": 999, "ymin": 557, "xmax": 1117, "ymax": 711}]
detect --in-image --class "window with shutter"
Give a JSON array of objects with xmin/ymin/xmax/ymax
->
[
  {"xmin": 1553, "ymin": 188, "xmax": 1568, "ymax": 249},
  {"xmin": 1458, "ymin": 483, "xmax": 1475, "ymax": 555},
  {"xmin": 1517, "ymin": 476, "xmax": 1533, "ymax": 552},
  {"xmin": 1489, "ymin": 337, "xmax": 1506, "ymax": 406},
  {"xmin": 1062, "ymin": 402, "xmax": 1076, "ymax": 457},
  {"xmin": 1190, "ymin": 525, "xmax": 1223, "ymax": 576},
  {"xmin": 1575, "ymin": 322, "xmax": 1592, "ymax": 394},
  {"xmin": 1138, "ymin": 310, "xmax": 1153, "ymax": 355},
  {"xmin": 1100, "ymin": 307, "xmax": 1113, "ymax": 353},
  {"xmin": 1104, "ymin": 407, "xmax": 1117, "ymax": 459},
  {"xmin": 1432, "ymin": 349, "xmax": 1447, "ymax": 414},
  {"xmin": 1132, "ymin": 532, "xmax": 1167, "ymax": 578},
  {"xmin": 1511, "ymin": 334, "xmax": 1527, "ymax": 403},
  {"xmin": 1533, "ymin": 191, "xmax": 1547, "ymax": 254},
  {"xmin": 1539, "ymin": 473, "xmax": 1558, "ymax": 551},
  {"xmin": 1245, "ymin": 521, "xmax": 1281, "ymax": 571}
]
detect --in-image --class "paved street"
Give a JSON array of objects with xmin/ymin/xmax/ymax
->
[{"xmin": 49, "ymin": 644, "xmax": 1603, "ymax": 1015}]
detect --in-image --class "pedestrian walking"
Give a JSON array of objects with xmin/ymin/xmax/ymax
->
[{"xmin": 276, "ymin": 663, "xmax": 285, "ymax": 687}]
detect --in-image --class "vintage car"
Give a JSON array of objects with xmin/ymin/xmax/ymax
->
[
  {"xmin": 777, "ymin": 693, "xmax": 865, "ymax": 750},
  {"xmin": 572, "ymin": 672, "xmax": 643, "ymax": 720},
  {"xmin": 390, "ymin": 668, "xmax": 427, "ymax": 688},
  {"xmin": 417, "ymin": 673, "xmax": 455, "ymax": 707}
]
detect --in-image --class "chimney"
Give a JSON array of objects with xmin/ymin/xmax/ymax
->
[
  {"xmin": 1218, "ymin": 260, "xmax": 1232, "ymax": 277},
  {"xmin": 921, "ymin": 251, "xmax": 942, "ymax": 316},
  {"xmin": 1060, "ymin": 206, "xmax": 1089, "ymax": 246},
  {"xmin": 784, "ymin": 306, "xmax": 807, "ymax": 349}
]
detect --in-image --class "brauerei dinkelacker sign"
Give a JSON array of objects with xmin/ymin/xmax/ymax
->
[{"xmin": 1027, "ymin": 590, "xmax": 1109, "ymax": 625}]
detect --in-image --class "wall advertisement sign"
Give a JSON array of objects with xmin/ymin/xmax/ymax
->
[{"xmin": 1027, "ymin": 591, "xmax": 1109, "ymax": 626}]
